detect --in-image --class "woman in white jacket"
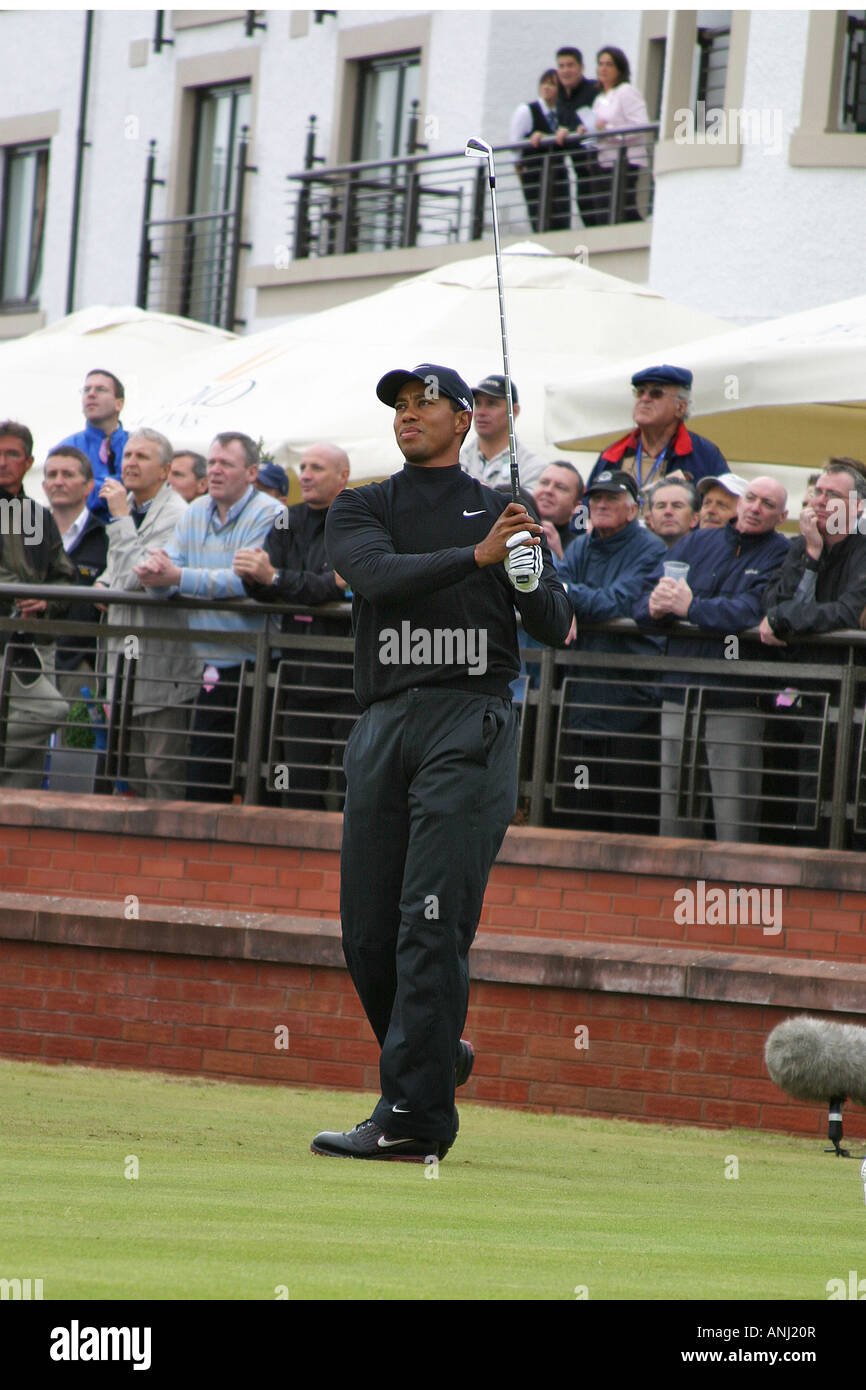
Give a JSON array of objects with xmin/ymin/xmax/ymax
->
[{"xmin": 591, "ymin": 47, "xmax": 651, "ymax": 223}]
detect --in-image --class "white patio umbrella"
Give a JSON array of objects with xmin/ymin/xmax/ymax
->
[
  {"xmin": 0, "ymin": 305, "xmax": 235, "ymax": 497},
  {"xmin": 546, "ymin": 292, "xmax": 866, "ymax": 478},
  {"xmin": 133, "ymin": 242, "xmax": 733, "ymax": 487}
]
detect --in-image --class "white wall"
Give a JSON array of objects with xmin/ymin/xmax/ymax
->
[{"xmin": 649, "ymin": 9, "xmax": 864, "ymax": 322}]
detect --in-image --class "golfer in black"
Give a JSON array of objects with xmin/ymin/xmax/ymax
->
[{"xmin": 313, "ymin": 364, "xmax": 571, "ymax": 1162}]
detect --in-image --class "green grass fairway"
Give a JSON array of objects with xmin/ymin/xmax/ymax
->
[{"xmin": 1, "ymin": 1058, "xmax": 862, "ymax": 1301}]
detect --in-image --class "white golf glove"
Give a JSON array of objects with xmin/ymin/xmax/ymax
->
[{"xmin": 504, "ymin": 531, "xmax": 544, "ymax": 593}]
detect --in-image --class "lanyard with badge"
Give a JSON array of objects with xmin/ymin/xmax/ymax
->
[{"xmin": 634, "ymin": 438, "xmax": 670, "ymax": 490}]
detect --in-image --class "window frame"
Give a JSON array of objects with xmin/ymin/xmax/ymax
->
[{"xmin": 0, "ymin": 140, "xmax": 50, "ymax": 310}]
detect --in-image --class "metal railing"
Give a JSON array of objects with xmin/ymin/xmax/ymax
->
[
  {"xmin": 136, "ymin": 131, "xmax": 255, "ymax": 329},
  {"xmin": 1, "ymin": 588, "xmax": 864, "ymax": 848},
  {"xmin": 288, "ymin": 126, "xmax": 658, "ymax": 260}
]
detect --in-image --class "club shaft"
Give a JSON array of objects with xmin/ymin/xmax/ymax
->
[{"xmin": 483, "ymin": 156, "xmax": 520, "ymax": 502}]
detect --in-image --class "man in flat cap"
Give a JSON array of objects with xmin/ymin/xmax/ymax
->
[
  {"xmin": 460, "ymin": 373, "xmax": 548, "ymax": 491},
  {"xmin": 584, "ymin": 365, "xmax": 728, "ymax": 502}
]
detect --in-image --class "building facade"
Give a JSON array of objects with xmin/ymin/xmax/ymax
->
[{"xmin": 0, "ymin": 8, "xmax": 863, "ymax": 339}]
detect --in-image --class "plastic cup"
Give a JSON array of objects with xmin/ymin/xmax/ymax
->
[{"xmin": 663, "ymin": 561, "xmax": 690, "ymax": 581}]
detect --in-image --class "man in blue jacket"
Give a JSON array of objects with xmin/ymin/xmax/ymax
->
[
  {"xmin": 585, "ymin": 365, "xmax": 727, "ymax": 501},
  {"xmin": 556, "ymin": 468, "xmax": 666, "ymax": 829},
  {"xmin": 634, "ymin": 475, "xmax": 789, "ymax": 842},
  {"xmin": 55, "ymin": 369, "xmax": 128, "ymax": 525}
]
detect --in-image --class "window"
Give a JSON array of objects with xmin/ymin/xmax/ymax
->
[
  {"xmin": 695, "ymin": 12, "xmax": 732, "ymax": 110},
  {"xmin": 841, "ymin": 11, "xmax": 866, "ymax": 132},
  {"xmin": 353, "ymin": 52, "xmax": 421, "ymax": 163},
  {"xmin": 0, "ymin": 143, "xmax": 49, "ymax": 307},
  {"xmin": 184, "ymin": 81, "xmax": 251, "ymax": 322}
]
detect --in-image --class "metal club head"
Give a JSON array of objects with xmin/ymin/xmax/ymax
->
[{"xmin": 464, "ymin": 136, "xmax": 493, "ymax": 163}]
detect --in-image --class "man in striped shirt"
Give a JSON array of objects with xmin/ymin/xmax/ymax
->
[{"xmin": 135, "ymin": 431, "xmax": 283, "ymax": 801}]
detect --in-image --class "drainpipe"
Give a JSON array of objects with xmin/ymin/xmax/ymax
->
[{"xmin": 65, "ymin": 9, "xmax": 94, "ymax": 315}]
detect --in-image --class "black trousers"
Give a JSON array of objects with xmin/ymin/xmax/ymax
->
[
  {"xmin": 187, "ymin": 665, "xmax": 247, "ymax": 803},
  {"xmin": 340, "ymin": 687, "xmax": 518, "ymax": 1144}
]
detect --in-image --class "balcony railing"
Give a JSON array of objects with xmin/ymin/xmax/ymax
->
[
  {"xmin": 1, "ymin": 587, "xmax": 865, "ymax": 851},
  {"xmin": 287, "ymin": 127, "xmax": 658, "ymax": 261}
]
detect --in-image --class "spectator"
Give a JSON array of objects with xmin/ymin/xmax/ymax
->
[
  {"xmin": 533, "ymin": 460, "xmax": 585, "ymax": 559},
  {"xmin": 134, "ymin": 432, "xmax": 282, "ymax": 802},
  {"xmin": 585, "ymin": 365, "xmax": 727, "ymax": 499},
  {"xmin": 237, "ymin": 442, "xmax": 357, "ymax": 807},
  {"xmin": 168, "ymin": 450, "xmax": 208, "ymax": 503},
  {"xmin": 43, "ymin": 445, "xmax": 108, "ymax": 705},
  {"xmin": 94, "ymin": 429, "xmax": 199, "ymax": 799},
  {"xmin": 0, "ymin": 421, "xmax": 75, "ymax": 786},
  {"xmin": 460, "ymin": 374, "xmax": 548, "ymax": 490},
  {"xmin": 554, "ymin": 45, "xmax": 602, "ymax": 227},
  {"xmin": 556, "ymin": 468, "xmax": 666, "ymax": 828},
  {"xmin": 590, "ymin": 47, "xmax": 651, "ymax": 222},
  {"xmin": 255, "ymin": 461, "xmax": 290, "ymax": 504},
  {"xmin": 801, "ymin": 472, "xmax": 821, "ymax": 510},
  {"xmin": 761, "ymin": 463, "xmax": 866, "ymax": 646},
  {"xmin": 636, "ymin": 477, "xmax": 790, "ymax": 842},
  {"xmin": 698, "ymin": 472, "xmax": 747, "ymax": 529},
  {"xmin": 510, "ymin": 70, "xmax": 571, "ymax": 232},
  {"xmin": 55, "ymin": 369, "xmax": 128, "ymax": 524},
  {"xmin": 645, "ymin": 478, "xmax": 700, "ymax": 549}
]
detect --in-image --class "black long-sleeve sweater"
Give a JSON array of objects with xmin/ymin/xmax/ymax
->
[{"xmin": 324, "ymin": 464, "xmax": 572, "ymax": 708}]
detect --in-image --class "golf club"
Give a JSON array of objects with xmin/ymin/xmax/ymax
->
[{"xmin": 464, "ymin": 136, "xmax": 540, "ymax": 591}]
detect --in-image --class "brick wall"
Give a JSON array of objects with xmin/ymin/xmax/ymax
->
[{"xmin": 1, "ymin": 792, "xmax": 865, "ymax": 1138}]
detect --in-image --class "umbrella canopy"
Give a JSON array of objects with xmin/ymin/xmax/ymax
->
[
  {"xmin": 0, "ymin": 306, "xmax": 235, "ymax": 493},
  {"xmin": 133, "ymin": 243, "xmax": 732, "ymax": 485},
  {"xmin": 546, "ymin": 292, "xmax": 866, "ymax": 473}
]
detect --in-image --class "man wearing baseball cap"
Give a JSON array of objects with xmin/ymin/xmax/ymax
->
[
  {"xmin": 555, "ymin": 467, "xmax": 666, "ymax": 830},
  {"xmin": 584, "ymin": 364, "xmax": 728, "ymax": 498},
  {"xmin": 698, "ymin": 472, "xmax": 748, "ymax": 529},
  {"xmin": 255, "ymin": 461, "xmax": 290, "ymax": 503},
  {"xmin": 460, "ymin": 372, "xmax": 549, "ymax": 492},
  {"xmin": 314, "ymin": 362, "xmax": 571, "ymax": 1162}
]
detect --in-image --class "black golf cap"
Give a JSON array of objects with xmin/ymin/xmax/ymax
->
[
  {"xmin": 472, "ymin": 373, "xmax": 518, "ymax": 405},
  {"xmin": 585, "ymin": 469, "xmax": 639, "ymax": 502},
  {"xmin": 376, "ymin": 363, "xmax": 473, "ymax": 412},
  {"xmin": 631, "ymin": 364, "xmax": 693, "ymax": 391}
]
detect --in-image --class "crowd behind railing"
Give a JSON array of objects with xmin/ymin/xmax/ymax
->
[{"xmin": 3, "ymin": 347, "xmax": 866, "ymax": 852}]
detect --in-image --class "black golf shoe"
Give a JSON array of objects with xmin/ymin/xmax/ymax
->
[
  {"xmin": 456, "ymin": 1038, "xmax": 475, "ymax": 1087},
  {"xmin": 310, "ymin": 1117, "xmax": 447, "ymax": 1162}
]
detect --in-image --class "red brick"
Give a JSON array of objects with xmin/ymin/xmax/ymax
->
[
  {"xmin": 0, "ymin": 1031, "xmax": 42, "ymax": 1055},
  {"xmin": 618, "ymin": 1021, "xmax": 676, "ymax": 1046},
  {"xmin": 672, "ymin": 1073, "xmax": 729, "ymax": 1098},
  {"xmin": 703, "ymin": 1003, "xmax": 766, "ymax": 1028},
  {"xmin": 255, "ymin": 846, "xmax": 302, "ymax": 867},
  {"xmin": 148, "ymin": 1045, "xmax": 202, "ymax": 1070},
  {"xmin": 646, "ymin": 1047, "xmax": 702, "ymax": 1071},
  {"xmin": 309, "ymin": 1014, "xmax": 365, "ymax": 1039},
  {"xmin": 787, "ymin": 888, "xmax": 838, "ymax": 910},
  {"xmin": 297, "ymin": 890, "xmax": 340, "ymax": 912},
  {"xmin": 481, "ymin": 882, "xmax": 514, "ymax": 906},
  {"xmin": 309, "ymin": 1061, "xmax": 366, "ymax": 1087},
  {"xmin": 225, "ymin": 864, "xmax": 278, "ymax": 887},
  {"xmin": 502, "ymin": 1008, "xmax": 561, "ymax": 1036},
  {"xmin": 257, "ymin": 965, "xmax": 312, "ymax": 988},
  {"xmin": 835, "ymin": 935, "xmax": 866, "ymax": 958},
  {"xmin": 530, "ymin": 1081, "xmax": 588, "ymax": 1108},
  {"xmin": 586, "ymin": 914, "xmax": 636, "ymax": 936},
  {"xmin": 126, "ymin": 975, "xmax": 181, "ymax": 1000},
  {"xmin": 251, "ymin": 887, "xmax": 298, "ymax": 910},
  {"xmin": 759, "ymin": 1103, "xmax": 822, "ymax": 1133},
  {"xmin": 499, "ymin": 1054, "xmax": 558, "ymax": 1083},
  {"xmin": 585, "ymin": 1041, "xmax": 647, "ymax": 1067},
  {"xmin": 701, "ymin": 1099, "xmax": 760, "ymax": 1127},
  {"xmin": 615, "ymin": 1068, "xmax": 671, "ymax": 1093},
  {"xmin": 585, "ymin": 1085, "xmax": 646, "ymax": 1114},
  {"xmin": 464, "ymin": 1005, "xmax": 505, "ymax": 1029},
  {"xmin": 612, "ymin": 895, "xmax": 664, "ymax": 916},
  {"xmin": 644, "ymin": 1093, "xmax": 703, "ymax": 1122},
  {"xmin": 537, "ymin": 910, "xmax": 587, "ymax": 934},
  {"xmin": 19, "ymin": 1009, "xmax": 72, "ymax": 1033},
  {"xmin": 0, "ymin": 867, "xmax": 27, "ymax": 886},
  {"xmin": 28, "ymin": 869, "xmax": 72, "ymax": 891},
  {"xmin": 50, "ymin": 850, "xmax": 98, "ymax": 872},
  {"xmin": 538, "ymin": 868, "xmax": 587, "ymax": 889},
  {"xmin": 187, "ymin": 861, "xmax": 232, "ymax": 882},
  {"xmin": 225, "ymin": 1028, "xmax": 283, "ymax": 1054},
  {"xmin": 179, "ymin": 980, "xmax": 232, "ymax": 1004},
  {"xmin": 203, "ymin": 1004, "xmax": 275, "ymax": 1029},
  {"xmin": 0, "ymin": 964, "xmax": 22, "ymax": 983},
  {"xmin": 335, "ymin": 1039, "xmax": 380, "ymax": 1064},
  {"xmin": 202, "ymin": 1049, "xmax": 256, "ymax": 1075},
  {"xmin": 94, "ymin": 1040, "xmax": 148, "ymax": 1066},
  {"xmin": 253, "ymin": 1056, "xmax": 310, "ymax": 1081},
  {"xmin": 69, "ymin": 1015, "xmax": 123, "ymax": 1039},
  {"xmin": 490, "ymin": 865, "xmax": 539, "ymax": 886},
  {"xmin": 123, "ymin": 1021, "xmax": 173, "ymax": 1044},
  {"xmin": 514, "ymin": 887, "xmax": 561, "ymax": 909},
  {"xmin": 44, "ymin": 1036, "xmax": 94, "ymax": 1060},
  {"xmin": 148, "ymin": 1001, "xmax": 203, "ymax": 1025},
  {"xmin": 203, "ymin": 883, "xmax": 252, "ymax": 906},
  {"xmin": 9, "ymin": 848, "xmax": 49, "ymax": 866},
  {"xmin": 473, "ymin": 1077, "xmax": 531, "ymax": 1103},
  {"xmin": 151, "ymin": 956, "xmax": 204, "ymax": 978},
  {"xmin": 98, "ymin": 950, "xmax": 150, "ymax": 973},
  {"xmin": 74, "ymin": 970, "xmax": 126, "ymax": 995},
  {"xmin": 168, "ymin": 881, "xmax": 207, "ymax": 901},
  {"xmin": 555, "ymin": 1062, "xmax": 614, "ymax": 1087},
  {"xmin": 286, "ymin": 989, "xmax": 341, "ymax": 1015},
  {"xmin": 0, "ymin": 985, "xmax": 44, "ymax": 1008},
  {"xmin": 300, "ymin": 849, "xmax": 340, "ymax": 870},
  {"xmin": 96, "ymin": 995, "xmax": 150, "ymax": 1021},
  {"xmin": 20, "ymin": 965, "xmax": 74, "ymax": 988},
  {"xmin": 471, "ymin": 1029, "xmax": 527, "ymax": 1056},
  {"xmin": 43, "ymin": 989, "xmax": 97, "ymax": 1013},
  {"xmin": 586, "ymin": 994, "xmax": 645, "ymax": 1019},
  {"xmin": 287, "ymin": 1035, "xmax": 339, "ymax": 1061}
]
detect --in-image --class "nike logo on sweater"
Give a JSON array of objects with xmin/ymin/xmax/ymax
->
[{"xmin": 463, "ymin": 509, "xmax": 486, "ymax": 517}]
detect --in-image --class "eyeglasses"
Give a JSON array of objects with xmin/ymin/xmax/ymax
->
[{"xmin": 632, "ymin": 386, "xmax": 672, "ymax": 400}]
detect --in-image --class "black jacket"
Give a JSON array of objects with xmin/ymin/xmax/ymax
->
[
  {"xmin": 325, "ymin": 464, "xmax": 571, "ymax": 710},
  {"xmin": 0, "ymin": 486, "xmax": 76, "ymax": 660},
  {"xmin": 764, "ymin": 532, "xmax": 866, "ymax": 656}
]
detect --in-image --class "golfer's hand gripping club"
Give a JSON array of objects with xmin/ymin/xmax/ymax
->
[{"xmin": 505, "ymin": 530, "xmax": 543, "ymax": 593}]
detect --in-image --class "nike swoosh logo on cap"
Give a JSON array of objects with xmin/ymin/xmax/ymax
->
[{"xmin": 463, "ymin": 509, "xmax": 485, "ymax": 517}]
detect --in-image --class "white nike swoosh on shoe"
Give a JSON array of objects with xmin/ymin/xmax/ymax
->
[
  {"xmin": 392, "ymin": 1104, "xmax": 411, "ymax": 1113},
  {"xmin": 377, "ymin": 1135, "xmax": 418, "ymax": 1147},
  {"xmin": 463, "ymin": 509, "xmax": 485, "ymax": 517}
]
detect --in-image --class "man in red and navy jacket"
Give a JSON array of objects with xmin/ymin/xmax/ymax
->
[{"xmin": 584, "ymin": 364, "xmax": 728, "ymax": 502}]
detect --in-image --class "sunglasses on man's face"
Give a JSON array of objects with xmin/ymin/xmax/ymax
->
[{"xmin": 632, "ymin": 385, "xmax": 673, "ymax": 400}]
